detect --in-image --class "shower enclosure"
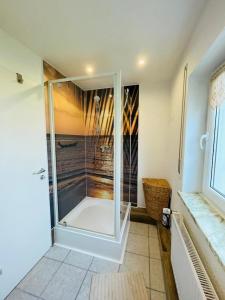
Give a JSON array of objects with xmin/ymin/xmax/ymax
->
[{"xmin": 47, "ymin": 71, "xmax": 130, "ymax": 262}]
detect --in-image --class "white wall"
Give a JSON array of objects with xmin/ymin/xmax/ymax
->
[
  {"xmin": 168, "ymin": 0, "xmax": 225, "ymax": 205},
  {"xmin": 168, "ymin": 1, "xmax": 225, "ymax": 297},
  {"xmin": 138, "ymin": 81, "xmax": 171, "ymax": 207},
  {"xmin": 182, "ymin": 75, "xmax": 209, "ymax": 192},
  {"xmin": 0, "ymin": 29, "xmax": 51, "ymax": 299}
]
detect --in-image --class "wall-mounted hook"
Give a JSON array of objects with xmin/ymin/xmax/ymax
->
[{"xmin": 16, "ymin": 73, "xmax": 23, "ymax": 84}]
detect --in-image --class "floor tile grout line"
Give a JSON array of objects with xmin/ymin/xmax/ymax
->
[
  {"xmin": 150, "ymin": 257, "xmax": 163, "ymax": 262},
  {"xmin": 39, "ymin": 261, "xmax": 89, "ymax": 300},
  {"xmin": 150, "ymin": 227, "xmax": 166, "ymax": 295},
  {"xmin": 16, "ymin": 256, "xmax": 48, "ymax": 291},
  {"xmin": 75, "ymin": 257, "xmax": 120, "ymax": 299},
  {"xmin": 14, "ymin": 224, "xmax": 159, "ymax": 300},
  {"xmin": 74, "ymin": 269, "xmax": 89, "ymax": 300},
  {"xmin": 150, "ymin": 288, "xmax": 166, "ymax": 294},
  {"xmin": 62, "ymin": 249, "xmax": 71, "ymax": 262},
  {"xmin": 149, "ymin": 256, "xmax": 161, "ymax": 260},
  {"xmin": 126, "ymin": 250, "xmax": 150, "ymax": 258},
  {"xmin": 149, "ymin": 235, "xmax": 162, "ymax": 260},
  {"xmin": 16, "ymin": 287, "xmax": 42, "ymax": 299},
  {"xmin": 118, "ymin": 265, "xmax": 121, "ymax": 272},
  {"xmin": 125, "ymin": 250, "xmax": 150, "ymax": 258},
  {"xmin": 45, "ymin": 251, "xmax": 94, "ymax": 272},
  {"xmin": 62, "ymin": 260, "xmax": 92, "ymax": 272},
  {"xmin": 157, "ymin": 225, "xmax": 167, "ymax": 297},
  {"xmin": 16, "ymin": 257, "xmax": 63, "ymax": 299},
  {"xmin": 116, "ymin": 264, "xmax": 120, "ymax": 272},
  {"xmin": 44, "ymin": 255, "xmax": 67, "ymax": 264},
  {"xmin": 88, "ymin": 256, "xmax": 95, "ymax": 272},
  {"xmin": 39, "ymin": 260, "xmax": 63, "ymax": 298}
]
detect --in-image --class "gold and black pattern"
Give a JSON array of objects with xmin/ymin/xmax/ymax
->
[
  {"xmin": 84, "ymin": 88, "xmax": 114, "ymax": 199},
  {"xmin": 44, "ymin": 62, "xmax": 139, "ymax": 227},
  {"xmin": 123, "ymin": 85, "xmax": 139, "ymax": 206},
  {"xmin": 84, "ymin": 86, "xmax": 139, "ymax": 205}
]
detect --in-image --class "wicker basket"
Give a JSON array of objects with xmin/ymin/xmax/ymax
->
[{"xmin": 142, "ymin": 178, "xmax": 171, "ymax": 221}]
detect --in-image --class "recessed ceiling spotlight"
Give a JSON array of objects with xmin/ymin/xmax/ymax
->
[
  {"xmin": 86, "ymin": 66, "xmax": 94, "ymax": 74},
  {"xmin": 138, "ymin": 59, "xmax": 145, "ymax": 66}
]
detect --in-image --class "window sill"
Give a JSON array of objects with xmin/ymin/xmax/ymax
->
[{"xmin": 178, "ymin": 191, "xmax": 225, "ymax": 270}]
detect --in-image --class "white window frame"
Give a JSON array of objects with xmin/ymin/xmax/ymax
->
[{"xmin": 202, "ymin": 96, "xmax": 225, "ymax": 214}]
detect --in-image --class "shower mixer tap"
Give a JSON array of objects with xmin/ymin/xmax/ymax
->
[{"xmin": 100, "ymin": 145, "xmax": 111, "ymax": 153}]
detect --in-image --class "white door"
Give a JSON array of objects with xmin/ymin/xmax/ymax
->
[{"xmin": 0, "ymin": 31, "xmax": 51, "ymax": 300}]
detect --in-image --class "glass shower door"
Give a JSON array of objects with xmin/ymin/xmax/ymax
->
[{"xmin": 47, "ymin": 70, "xmax": 124, "ymax": 239}]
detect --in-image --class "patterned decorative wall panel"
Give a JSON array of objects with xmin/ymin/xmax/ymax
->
[
  {"xmin": 84, "ymin": 86, "xmax": 139, "ymax": 204},
  {"xmin": 44, "ymin": 62, "xmax": 86, "ymax": 225},
  {"xmin": 44, "ymin": 61, "xmax": 139, "ymax": 227},
  {"xmin": 123, "ymin": 85, "xmax": 139, "ymax": 206},
  {"xmin": 84, "ymin": 88, "xmax": 114, "ymax": 199}
]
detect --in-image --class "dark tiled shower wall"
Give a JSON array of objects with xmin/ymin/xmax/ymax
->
[{"xmin": 47, "ymin": 134, "xmax": 86, "ymax": 225}]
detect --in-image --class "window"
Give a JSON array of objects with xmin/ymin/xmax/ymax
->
[
  {"xmin": 203, "ymin": 69, "xmax": 225, "ymax": 213},
  {"xmin": 211, "ymin": 103, "xmax": 225, "ymax": 197}
]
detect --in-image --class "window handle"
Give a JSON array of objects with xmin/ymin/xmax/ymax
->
[{"xmin": 200, "ymin": 133, "xmax": 209, "ymax": 150}]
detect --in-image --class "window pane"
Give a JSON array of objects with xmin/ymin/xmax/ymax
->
[{"xmin": 211, "ymin": 102, "xmax": 225, "ymax": 197}]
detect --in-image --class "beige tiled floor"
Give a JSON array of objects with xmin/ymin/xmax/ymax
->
[{"xmin": 7, "ymin": 222, "xmax": 166, "ymax": 300}]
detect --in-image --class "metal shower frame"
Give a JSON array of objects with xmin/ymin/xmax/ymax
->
[{"xmin": 48, "ymin": 71, "xmax": 125, "ymax": 241}]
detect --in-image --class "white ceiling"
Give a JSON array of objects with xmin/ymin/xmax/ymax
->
[{"xmin": 0, "ymin": 0, "xmax": 207, "ymax": 88}]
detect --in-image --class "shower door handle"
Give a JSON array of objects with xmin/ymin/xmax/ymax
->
[{"xmin": 32, "ymin": 168, "xmax": 46, "ymax": 175}]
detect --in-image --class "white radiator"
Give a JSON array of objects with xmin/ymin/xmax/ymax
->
[{"xmin": 171, "ymin": 214, "xmax": 219, "ymax": 300}]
